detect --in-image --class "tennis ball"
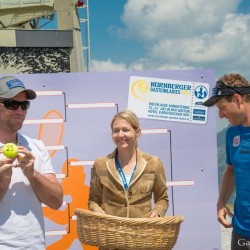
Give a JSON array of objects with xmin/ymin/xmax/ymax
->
[{"xmin": 2, "ymin": 143, "xmax": 18, "ymax": 159}]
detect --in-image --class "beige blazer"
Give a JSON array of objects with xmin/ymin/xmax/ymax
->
[{"xmin": 88, "ymin": 148, "xmax": 169, "ymax": 218}]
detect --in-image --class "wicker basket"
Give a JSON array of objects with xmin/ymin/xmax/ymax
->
[{"xmin": 75, "ymin": 208, "xmax": 184, "ymax": 250}]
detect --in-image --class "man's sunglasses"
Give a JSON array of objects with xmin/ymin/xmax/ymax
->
[
  {"xmin": 0, "ymin": 100, "xmax": 30, "ymax": 110},
  {"xmin": 212, "ymin": 80, "xmax": 250, "ymax": 97}
]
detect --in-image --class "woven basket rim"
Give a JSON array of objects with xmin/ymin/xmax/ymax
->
[
  {"xmin": 75, "ymin": 208, "xmax": 184, "ymax": 224},
  {"xmin": 75, "ymin": 208, "xmax": 184, "ymax": 249}
]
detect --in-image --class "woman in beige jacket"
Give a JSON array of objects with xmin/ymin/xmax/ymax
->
[{"xmin": 88, "ymin": 110, "xmax": 168, "ymax": 218}]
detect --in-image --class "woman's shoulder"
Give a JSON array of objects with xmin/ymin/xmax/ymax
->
[
  {"xmin": 94, "ymin": 155, "xmax": 109, "ymax": 165},
  {"xmin": 137, "ymin": 148, "xmax": 161, "ymax": 162},
  {"xmin": 94, "ymin": 150, "xmax": 116, "ymax": 166}
]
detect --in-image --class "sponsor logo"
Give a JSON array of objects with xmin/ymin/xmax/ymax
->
[
  {"xmin": 233, "ymin": 136, "xmax": 240, "ymax": 147},
  {"xmin": 194, "ymin": 85, "xmax": 208, "ymax": 99},
  {"xmin": 6, "ymin": 79, "xmax": 25, "ymax": 89}
]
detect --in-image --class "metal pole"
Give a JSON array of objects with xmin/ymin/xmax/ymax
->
[{"xmin": 85, "ymin": 0, "xmax": 91, "ymax": 72}]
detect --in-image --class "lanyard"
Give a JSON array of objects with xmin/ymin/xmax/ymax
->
[{"xmin": 115, "ymin": 156, "xmax": 136, "ymax": 190}]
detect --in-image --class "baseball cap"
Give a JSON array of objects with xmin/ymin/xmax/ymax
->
[
  {"xmin": 203, "ymin": 80, "xmax": 250, "ymax": 107},
  {"xmin": 0, "ymin": 76, "xmax": 36, "ymax": 100}
]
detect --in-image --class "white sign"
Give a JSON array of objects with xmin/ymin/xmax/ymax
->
[{"xmin": 128, "ymin": 76, "xmax": 209, "ymax": 124}]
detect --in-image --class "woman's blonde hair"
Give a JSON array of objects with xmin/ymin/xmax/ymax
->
[{"xmin": 111, "ymin": 110, "xmax": 141, "ymax": 147}]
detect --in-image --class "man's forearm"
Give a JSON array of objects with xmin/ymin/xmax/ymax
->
[
  {"xmin": 217, "ymin": 166, "xmax": 235, "ymax": 210},
  {"xmin": 0, "ymin": 164, "xmax": 12, "ymax": 201},
  {"xmin": 0, "ymin": 177, "xmax": 11, "ymax": 201},
  {"xmin": 28, "ymin": 170, "xmax": 63, "ymax": 210}
]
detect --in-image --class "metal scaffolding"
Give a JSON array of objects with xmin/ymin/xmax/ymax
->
[{"xmin": 0, "ymin": 0, "xmax": 90, "ymax": 72}]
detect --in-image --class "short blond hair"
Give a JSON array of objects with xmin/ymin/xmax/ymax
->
[
  {"xmin": 111, "ymin": 110, "xmax": 141, "ymax": 147},
  {"xmin": 219, "ymin": 73, "xmax": 250, "ymax": 102},
  {"xmin": 219, "ymin": 73, "xmax": 249, "ymax": 87}
]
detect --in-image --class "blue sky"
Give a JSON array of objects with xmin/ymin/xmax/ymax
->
[
  {"xmin": 88, "ymin": 0, "xmax": 143, "ymax": 64},
  {"xmin": 84, "ymin": 0, "xmax": 250, "ymax": 81}
]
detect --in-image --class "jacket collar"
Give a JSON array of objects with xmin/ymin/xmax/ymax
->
[{"xmin": 106, "ymin": 148, "xmax": 147, "ymax": 188}]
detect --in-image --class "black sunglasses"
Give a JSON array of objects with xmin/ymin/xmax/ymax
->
[
  {"xmin": 213, "ymin": 80, "xmax": 242, "ymax": 95},
  {"xmin": 0, "ymin": 100, "xmax": 30, "ymax": 110},
  {"xmin": 211, "ymin": 80, "xmax": 250, "ymax": 97}
]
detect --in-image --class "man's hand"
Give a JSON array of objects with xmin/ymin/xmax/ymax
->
[
  {"xmin": 217, "ymin": 207, "xmax": 233, "ymax": 228},
  {"xmin": 15, "ymin": 146, "xmax": 35, "ymax": 178},
  {"xmin": 0, "ymin": 157, "xmax": 14, "ymax": 175}
]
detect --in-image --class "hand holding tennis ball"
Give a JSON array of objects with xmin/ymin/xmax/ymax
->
[{"xmin": 2, "ymin": 143, "xmax": 18, "ymax": 159}]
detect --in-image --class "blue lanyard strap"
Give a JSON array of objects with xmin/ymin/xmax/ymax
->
[{"xmin": 115, "ymin": 156, "xmax": 136, "ymax": 190}]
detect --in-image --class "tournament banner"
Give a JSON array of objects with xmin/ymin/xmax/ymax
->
[{"xmin": 128, "ymin": 76, "xmax": 209, "ymax": 124}]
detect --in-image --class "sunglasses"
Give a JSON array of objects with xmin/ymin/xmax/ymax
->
[
  {"xmin": 0, "ymin": 99, "xmax": 30, "ymax": 110},
  {"xmin": 214, "ymin": 80, "xmax": 242, "ymax": 95},
  {"xmin": 212, "ymin": 80, "xmax": 246, "ymax": 97}
]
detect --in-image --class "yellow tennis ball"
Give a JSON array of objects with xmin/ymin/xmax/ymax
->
[{"xmin": 2, "ymin": 143, "xmax": 18, "ymax": 158}]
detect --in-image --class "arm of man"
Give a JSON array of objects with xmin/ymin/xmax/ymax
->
[
  {"xmin": 217, "ymin": 164, "xmax": 235, "ymax": 228},
  {"xmin": 29, "ymin": 171, "xmax": 63, "ymax": 210},
  {"xmin": 0, "ymin": 158, "xmax": 16, "ymax": 201},
  {"xmin": 17, "ymin": 146, "xmax": 63, "ymax": 210},
  {"xmin": 0, "ymin": 167, "xmax": 11, "ymax": 201}
]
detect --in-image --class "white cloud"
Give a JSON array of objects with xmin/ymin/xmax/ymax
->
[
  {"xmin": 124, "ymin": 0, "xmax": 250, "ymax": 79},
  {"xmin": 92, "ymin": 0, "xmax": 250, "ymax": 80},
  {"xmin": 90, "ymin": 59, "xmax": 128, "ymax": 72},
  {"xmin": 120, "ymin": 0, "xmax": 239, "ymax": 41}
]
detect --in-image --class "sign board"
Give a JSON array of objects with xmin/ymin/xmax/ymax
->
[{"xmin": 0, "ymin": 69, "xmax": 220, "ymax": 250}]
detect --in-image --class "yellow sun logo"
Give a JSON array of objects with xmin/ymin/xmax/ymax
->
[
  {"xmin": 131, "ymin": 80, "xmax": 149, "ymax": 100},
  {"xmin": 137, "ymin": 80, "xmax": 149, "ymax": 93}
]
